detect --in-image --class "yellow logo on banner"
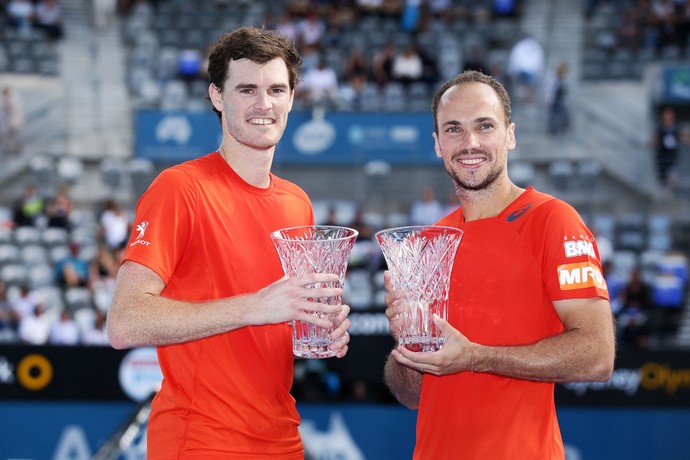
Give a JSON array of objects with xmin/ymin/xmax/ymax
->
[{"xmin": 17, "ymin": 354, "xmax": 53, "ymax": 391}]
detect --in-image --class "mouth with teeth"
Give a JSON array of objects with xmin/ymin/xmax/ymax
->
[
  {"xmin": 458, "ymin": 157, "xmax": 484, "ymax": 165},
  {"xmin": 248, "ymin": 117, "xmax": 274, "ymax": 125}
]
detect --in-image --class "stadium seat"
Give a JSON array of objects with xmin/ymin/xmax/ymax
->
[
  {"xmin": 14, "ymin": 227, "xmax": 42, "ymax": 246},
  {"xmin": 27, "ymin": 263, "xmax": 55, "ymax": 289},
  {"xmin": 63, "ymin": 287, "xmax": 94, "ymax": 312},
  {"xmin": 652, "ymin": 274, "xmax": 685, "ymax": 308},
  {"xmin": 21, "ymin": 245, "xmax": 49, "ymax": 267}
]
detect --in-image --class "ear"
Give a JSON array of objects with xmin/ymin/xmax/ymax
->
[
  {"xmin": 433, "ymin": 132, "xmax": 442, "ymax": 158},
  {"xmin": 209, "ymin": 84, "xmax": 223, "ymax": 112},
  {"xmin": 287, "ymin": 88, "xmax": 295, "ymax": 112},
  {"xmin": 507, "ymin": 122, "xmax": 516, "ymax": 151}
]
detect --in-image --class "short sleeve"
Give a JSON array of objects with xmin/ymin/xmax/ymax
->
[{"xmin": 122, "ymin": 167, "xmax": 197, "ymax": 284}]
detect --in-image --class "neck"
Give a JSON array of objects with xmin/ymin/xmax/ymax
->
[
  {"xmin": 458, "ymin": 182, "xmax": 524, "ymax": 222},
  {"xmin": 218, "ymin": 143, "xmax": 273, "ymax": 188}
]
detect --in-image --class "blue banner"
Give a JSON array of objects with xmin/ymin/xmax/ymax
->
[
  {"xmin": 661, "ymin": 65, "xmax": 690, "ymax": 102},
  {"xmin": 135, "ymin": 110, "xmax": 439, "ymax": 166},
  {"xmin": 1, "ymin": 402, "xmax": 689, "ymax": 459}
]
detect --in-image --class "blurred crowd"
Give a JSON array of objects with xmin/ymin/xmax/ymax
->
[
  {"xmin": 0, "ymin": 182, "xmax": 131, "ymax": 346},
  {"xmin": 589, "ymin": 0, "xmax": 690, "ymax": 55},
  {"xmin": 3, "ymin": 0, "xmax": 64, "ymax": 40}
]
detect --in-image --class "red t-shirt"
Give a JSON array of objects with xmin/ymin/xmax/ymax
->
[
  {"xmin": 414, "ymin": 187, "xmax": 609, "ymax": 460},
  {"xmin": 122, "ymin": 152, "xmax": 313, "ymax": 459}
]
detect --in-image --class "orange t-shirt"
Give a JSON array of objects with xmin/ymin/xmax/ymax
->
[
  {"xmin": 414, "ymin": 187, "xmax": 609, "ymax": 460},
  {"xmin": 122, "ymin": 152, "xmax": 313, "ymax": 459}
]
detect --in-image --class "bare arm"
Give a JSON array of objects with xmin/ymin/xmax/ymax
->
[
  {"xmin": 390, "ymin": 297, "xmax": 616, "ymax": 383},
  {"xmin": 383, "ymin": 353, "xmax": 423, "ymax": 409},
  {"xmin": 107, "ymin": 260, "xmax": 351, "ymax": 351}
]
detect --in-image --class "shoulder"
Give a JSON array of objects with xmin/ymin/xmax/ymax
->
[
  {"xmin": 149, "ymin": 154, "xmax": 218, "ymax": 190},
  {"xmin": 272, "ymin": 174, "xmax": 311, "ymax": 203},
  {"xmin": 506, "ymin": 188, "xmax": 584, "ymax": 229}
]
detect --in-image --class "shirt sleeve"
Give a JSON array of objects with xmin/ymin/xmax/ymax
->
[
  {"xmin": 122, "ymin": 167, "xmax": 197, "ymax": 284},
  {"xmin": 540, "ymin": 200, "xmax": 610, "ymax": 302}
]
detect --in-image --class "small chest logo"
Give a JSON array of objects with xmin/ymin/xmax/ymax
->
[{"xmin": 507, "ymin": 203, "xmax": 532, "ymax": 222}]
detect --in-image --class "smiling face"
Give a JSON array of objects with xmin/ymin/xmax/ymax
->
[
  {"xmin": 210, "ymin": 57, "xmax": 294, "ymax": 152},
  {"xmin": 433, "ymin": 82, "xmax": 516, "ymax": 193}
]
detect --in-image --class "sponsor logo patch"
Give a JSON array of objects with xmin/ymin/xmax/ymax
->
[
  {"xmin": 563, "ymin": 239, "xmax": 596, "ymax": 258},
  {"xmin": 557, "ymin": 262, "xmax": 606, "ymax": 290},
  {"xmin": 130, "ymin": 220, "xmax": 151, "ymax": 247}
]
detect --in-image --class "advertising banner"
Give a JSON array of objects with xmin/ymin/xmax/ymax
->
[{"xmin": 135, "ymin": 111, "xmax": 438, "ymax": 166}]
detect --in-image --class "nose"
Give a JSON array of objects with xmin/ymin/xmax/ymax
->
[
  {"xmin": 462, "ymin": 130, "xmax": 481, "ymax": 150},
  {"xmin": 254, "ymin": 91, "xmax": 271, "ymax": 111}
]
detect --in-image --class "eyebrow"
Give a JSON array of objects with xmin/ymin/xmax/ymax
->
[
  {"xmin": 441, "ymin": 116, "xmax": 496, "ymax": 127},
  {"xmin": 234, "ymin": 83, "xmax": 289, "ymax": 91}
]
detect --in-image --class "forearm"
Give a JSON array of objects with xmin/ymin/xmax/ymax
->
[
  {"xmin": 107, "ymin": 261, "xmax": 258, "ymax": 349},
  {"xmin": 472, "ymin": 324, "xmax": 615, "ymax": 383},
  {"xmin": 384, "ymin": 353, "xmax": 423, "ymax": 409},
  {"xmin": 107, "ymin": 291, "xmax": 253, "ymax": 349}
]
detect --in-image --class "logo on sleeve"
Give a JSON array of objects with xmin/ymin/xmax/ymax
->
[
  {"xmin": 563, "ymin": 239, "xmax": 596, "ymax": 258},
  {"xmin": 557, "ymin": 262, "xmax": 606, "ymax": 290},
  {"xmin": 130, "ymin": 220, "xmax": 151, "ymax": 247}
]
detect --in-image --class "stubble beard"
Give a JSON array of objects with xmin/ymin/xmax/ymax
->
[{"xmin": 446, "ymin": 151, "xmax": 503, "ymax": 194}]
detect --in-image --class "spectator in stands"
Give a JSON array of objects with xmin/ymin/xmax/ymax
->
[
  {"xmin": 356, "ymin": 0, "xmax": 384, "ymax": 17},
  {"xmin": 678, "ymin": 0, "xmax": 690, "ymax": 54},
  {"xmin": 99, "ymin": 199, "xmax": 131, "ymax": 250},
  {"xmin": 275, "ymin": 11, "xmax": 299, "ymax": 43},
  {"xmin": 12, "ymin": 184, "xmax": 45, "ymax": 228},
  {"xmin": 616, "ymin": 267, "xmax": 654, "ymax": 348},
  {"xmin": 409, "ymin": 186, "xmax": 444, "ymax": 225},
  {"xmin": 45, "ymin": 183, "xmax": 74, "ymax": 229},
  {"xmin": 0, "ymin": 280, "xmax": 18, "ymax": 334},
  {"xmin": 5, "ymin": 0, "xmax": 35, "ymax": 36},
  {"xmin": 323, "ymin": 205, "xmax": 339, "ymax": 225},
  {"xmin": 9, "ymin": 284, "xmax": 42, "ymax": 324},
  {"xmin": 107, "ymin": 27, "xmax": 351, "ymax": 458},
  {"xmin": 322, "ymin": 5, "xmax": 352, "ymax": 49},
  {"xmin": 507, "ymin": 34, "xmax": 544, "ymax": 105},
  {"xmin": 391, "ymin": 44, "xmax": 424, "ymax": 86},
  {"xmin": 81, "ymin": 310, "xmax": 110, "ymax": 345},
  {"xmin": 33, "ymin": 0, "xmax": 64, "ymax": 41},
  {"xmin": 343, "ymin": 47, "xmax": 371, "ymax": 85},
  {"xmin": 1, "ymin": 86, "xmax": 25, "ymax": 157},
  {"xmin": 543, "ymin": 62, "xmax": 570, "ymax": 136},
  {"xmin": 651, "ymin": 106, "xmax": 690, "ymax": 191},
  {"xmin": 382, "ymin": 70, "xmax": 614, "ymax": 458},
  {"xmin": 297, "ymin": 11, "xmax": 326, "ymax": 49},
  {"xmin": 492, "ymin": 0, "xmax": 518, "ymax": 18},
  {"xmin": 89, "ymin": 244, "xmax": 119, "ymax": 312},
  {"xmin": 372, "ymin": 42, "xmax": 397, "ymax": 86},
  {"xmin": 442, "ymin": 188, "xmax": 460, "ymax": 215},
  {"xmin": 417, "ymin": 44, "xmax": 440, "ymax": 87},
  {"xmin": 300, "ymin": 43, "xmax": 321, "ymax": 72},
  {"xmin": 401, "ymin": 0, "xmax": 422, "ymax": 32},
  {"xmin": 347, "ymin": 208, "xmax": 375, "ymax": 240},
  {"xmin": 427, "ymin": 0, "xmax": 452, "ymax": 20},
  {"xmin": 650, "ymin": 0, "xmax": 680, "ymax": 54},
  {"xmin": 177, "ymin": 48, "xmax": 204, "ymax": 82},
  {"xmin": 54, "ymin": 242, "xmax": 90, "ymax": 288},
  {"xmin": 49, "ymin": 309, "xmax": 80, "ymax": 345},
  {"xmin": 18, "ymin": 304, "xmax": 52, "ymax": 345},
  {"xmin": 339, "ymin": 73, "xmax": 369, "ymax": 109},
  {"xmin": 298, "ymin": 57, "xmax": 341, "ymax": 109},
  {"xmin": 462, "ymin": 46, "xmax": 488, "ymax": 74},
  {"xmin": 615, "ymin": 6, "xmax": 644, "ymax": 52}
]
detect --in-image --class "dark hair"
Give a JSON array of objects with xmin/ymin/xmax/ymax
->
[
  {"xmin": 431, "ymin": 70, "xmax": 512, "ymax": 134},
  {"xmin": 207, "ymin": 27, "xmax": 302, "ymax": 120}
]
